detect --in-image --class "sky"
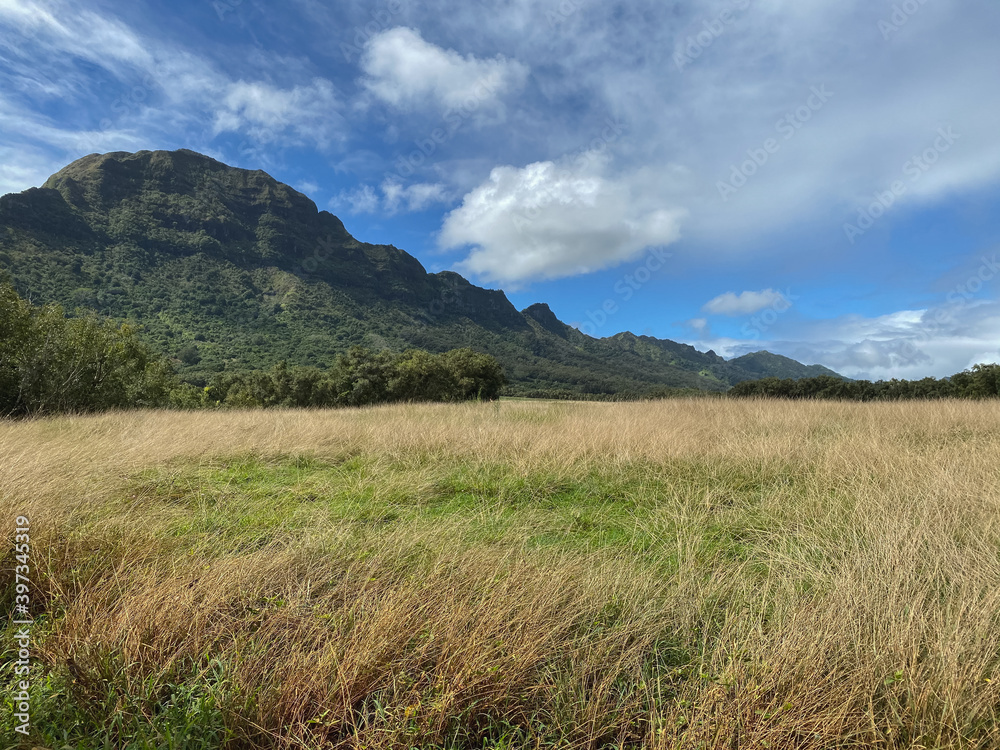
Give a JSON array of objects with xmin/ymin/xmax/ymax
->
[{"xmin": 1, "ymin": 0, "xmax": 999, "ymax": 379}]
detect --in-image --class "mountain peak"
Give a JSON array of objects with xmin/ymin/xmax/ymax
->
[
  {"xmin": 41, "ymin": 149, "xmax": 329, "ymax": 235},
  {"xmin": 522, "ymin": 303, "xmax": 573, "ymax": 338}
]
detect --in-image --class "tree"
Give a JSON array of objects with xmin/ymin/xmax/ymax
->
[
  {"xmin": 0, "ymin": 281, "xmax": 34, "ymax": 415},
  {"xmin": 329, "ymin": 347, "xmax": 395, "ymax": 407},
  {"xmin": 178, "ymin": 344, "xmax": 202, "ymax": 365},
  {"xmin": 967, "ymin": 363, "xmax": 1000, "ymax": 398},
  {"xmin": 390, "ymin": 349, "xmax": 449, "ymax": 402},
  {"xmin": 0, "ymin": 281, "xmax": 174, "ymax": 417},
  {"xmin": 439, "ymin": 348, "xmax": 507, "ymax": 401}
]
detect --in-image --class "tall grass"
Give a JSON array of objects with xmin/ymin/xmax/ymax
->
[{"xmin": 2, "ymin": 399, "xmax": 999, "ymax": 748}]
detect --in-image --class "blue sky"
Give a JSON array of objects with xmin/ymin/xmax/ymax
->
[{"xmin": 1, "ymin": 0, "xmax": 999, "ymax": 379}]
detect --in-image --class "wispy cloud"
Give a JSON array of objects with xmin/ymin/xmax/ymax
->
[
  {"xmin": 360, "ymin": 26, "xmax": 528, "ymax": 117},
  {"xmin": 212, "ymin": 78, "xmax": 345, "ymax": 149},
  {"xmin": 704, "ymin": 289, "xmax": 789, "ymax": 316},
  {"xmin": 0, "ymin": 0, "xmax": 348, "ymax": 191},
  {"xmin": 332, "ymin": 179, "xmax": 449, "ymax": 215}
]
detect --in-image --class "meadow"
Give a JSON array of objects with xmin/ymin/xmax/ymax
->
[{"xmin": 2, "ymin": 399, "xmax": 999, "ymax": 749}]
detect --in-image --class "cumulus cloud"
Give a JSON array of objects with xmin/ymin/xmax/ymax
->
[
  {"xmin": 440, "ymin": 153, "xmax": 686, "ymax": 284},
  {"xmin": 370, "ymin": 0, "xmax": 1000, "ymax": 277},
  {"xmin": 703, "ymin": 289, "xmax": 789, "ymax": 316},
  {"xmin": 360, "ymin": 27, "xmax": 528, "ymax": 115},
  {"xmin": 339, "ymin": 1, "xmax": 996, "ymax": 288}
]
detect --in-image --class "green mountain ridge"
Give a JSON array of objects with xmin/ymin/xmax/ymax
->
[{"xmin": 0, "ymin": 148, "xmax": 843, "ymax": 395}]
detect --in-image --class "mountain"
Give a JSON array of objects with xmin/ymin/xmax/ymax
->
[
  {"xmin": 0, "ymin": 149, "xmax": 843, "ymax": 395},
  {"xmin": 725, "ymin": 351, "xmax": 843, "ymax": 381}
]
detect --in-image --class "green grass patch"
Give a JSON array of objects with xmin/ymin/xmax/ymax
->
[{"xmin": 105, "ymin": 453, "xmax": 813, "ymax": 569}]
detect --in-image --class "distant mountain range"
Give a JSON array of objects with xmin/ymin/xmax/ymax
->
[{"xmin": 0, "ymin": 149, "xmax": 843, "ymax": 395}]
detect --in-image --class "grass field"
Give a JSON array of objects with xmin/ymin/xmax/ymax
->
[{"xmin": 2, "ymin": 399, "xmax": 999, "ymax": 749}]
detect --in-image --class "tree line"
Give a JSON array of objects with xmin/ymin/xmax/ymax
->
[
  {"xmin": 729, "ymin": 367, "xmax": 1000, "ymax": 401},
  {"xmin": 169, "ymin": 347, "xmax": 506, "ymax": 409},
  {"xmin": 0, "ymin": 280, "xmax": 505, "ymax": 417}
]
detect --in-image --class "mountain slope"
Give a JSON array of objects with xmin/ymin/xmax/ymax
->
[
  {"xmin": 0, "ymin": 149, "xmax": 842, "ymax": 394},
  {"xmin": 727, "ymin": 351, "xmax": 844, "ymax": 381}
]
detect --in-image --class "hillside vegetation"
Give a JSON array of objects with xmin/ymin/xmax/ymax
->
[
  {"xmin": 2, "ymin": 400, "xmax": 998, "ymax": 748},
  {"xmin": 1, "ymin": 280, "xmax": 508, "ymax": 416}
]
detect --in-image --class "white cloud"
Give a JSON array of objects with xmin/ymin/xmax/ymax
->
[
  {"xmin": 0, "ymin": 143, "xmax": 60, "ymax": 196},
  {"xmin": 381, "ymin": 179, "xmax": 448, "ymax": 213},
  {"xmin": 704, "ymin": 289, "xmax": 788, "ymax": 316},
  {"xmin": 361, "ymin": 27, "xmax": 528, "ymax": 115},
  {"xmin": 332, "ymin": 179, "xmax": 448, "ymax": 215},
  {"xmin": 440, "ymin": 153, "xmax": 686, "ymax": 284},
  {"xmin": 0, "ymin": 0, "xmax": 154, "ymax": 73},
  {"xmin": 336, "ymin": 1, "xmax": 996, "ymax": 286},
  {"xmin": 686, "ymin": 317, "xmax": 711, "ymax": 338},
  {"xmin": 380, "ymin": 0, "xmax": 1000, "ymax": 282},
  {"xmin": 332, "ymin": 184, "xmax": 380, "ymax": 214},
  {"xmin": 212, "ymin": 78, "xmax": 345, "ymax": 148},
  {"xmin": 591, "ymin": 0, "xmax": 1000, "ymax": 249}
]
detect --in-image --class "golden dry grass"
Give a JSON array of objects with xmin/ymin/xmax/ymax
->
[{"xmin": 2, "ymin": 399, "xmax": 999, "ymax": 748}]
